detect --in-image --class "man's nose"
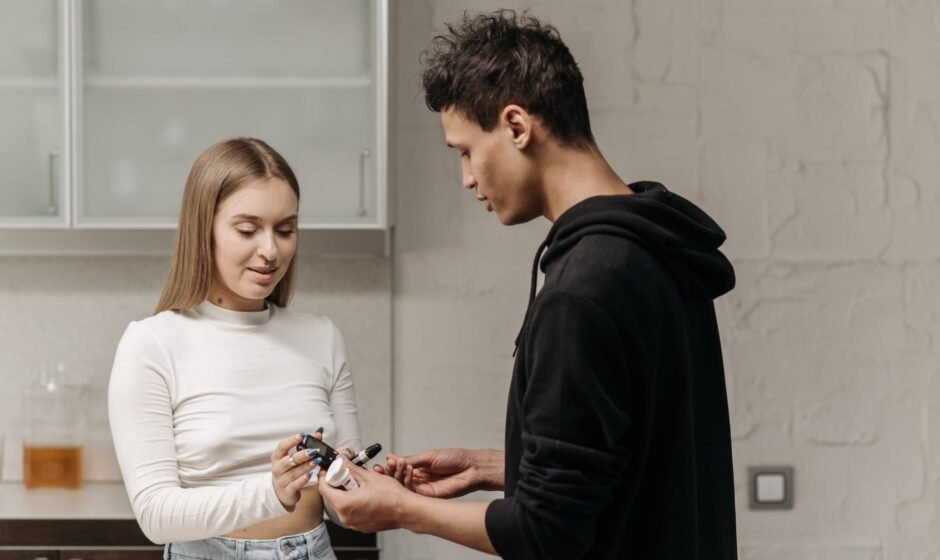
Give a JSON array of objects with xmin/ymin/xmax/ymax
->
[{"xmin": 462, "ymin": 168, "xmax": 477, "ymax": 189}]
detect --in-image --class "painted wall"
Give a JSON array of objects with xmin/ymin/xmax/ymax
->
[{"xmin": 389, "ymin": 1, "xmax": 940, "ymax": 558}]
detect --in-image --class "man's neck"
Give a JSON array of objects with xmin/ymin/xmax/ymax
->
[{"xmin": 537, "ymin": 143, "xmax": 631, "ymax": 222}]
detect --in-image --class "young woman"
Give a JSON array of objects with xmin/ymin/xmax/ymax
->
[{"xmin": 109, "ymin": 137, "xmax": 360, "ymax": 559}]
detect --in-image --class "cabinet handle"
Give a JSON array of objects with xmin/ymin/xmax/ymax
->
[
  {"xmin": 358, "ymin": 148, "xmax": 371, "ymax": 217},
  {"xmin": 48, "ymin": 149, "xmax": 59, "ymax": 215}
]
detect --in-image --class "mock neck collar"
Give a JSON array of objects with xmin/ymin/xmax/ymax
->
[{"xmin": 195, "ymin": 300, "xmax": 273, "ymax": 326}]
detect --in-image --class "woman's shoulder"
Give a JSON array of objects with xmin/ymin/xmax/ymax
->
[
  {"xmin": 118, "ymin": 309, "xmax": 193, "ymax": 346},
  {"xmin": 273, "ymin": 305, "xmax": 337, "ymax": 330},
  {"xmin": 131, "ymin": 308, "xmax": 191, "ymax": 331}
]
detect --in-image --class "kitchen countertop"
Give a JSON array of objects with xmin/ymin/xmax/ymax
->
[
  {"xmin": 0, "ymin": 482, "xmax": 377, "ymax": 553},
  {"xmin": 0, "ymin": 481, "xmax": 134, "ymax": 519}
]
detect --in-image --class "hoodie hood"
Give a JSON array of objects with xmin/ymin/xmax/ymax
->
[
  {"xmin": 513, "ymin": 182, "xmax": 734, "ymax": 355},
  {"xmin": 541, "ymin": 181, "xmax": 735, "ymax": 300}
]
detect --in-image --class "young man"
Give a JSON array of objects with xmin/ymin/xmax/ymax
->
[{"xmin": 319, "ymin": 10, "xmax": 738, "ymax": 559}]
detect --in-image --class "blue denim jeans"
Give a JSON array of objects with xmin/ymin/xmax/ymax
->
[{"xmin": 164, "ymin": 522, "xmax": 337, "ymax": 560}]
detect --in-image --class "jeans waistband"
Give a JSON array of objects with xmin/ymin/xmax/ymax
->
[{"xmin": 165, "ymin": 522, "xmax": 335, "ymax": 560}]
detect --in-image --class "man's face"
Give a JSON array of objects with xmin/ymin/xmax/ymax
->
[{"xmin": 441, "ymin": 107, "xmax": 542, "ymax": 225}]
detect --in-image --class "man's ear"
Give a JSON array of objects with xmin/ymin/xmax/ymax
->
[{"xmin": 501, "ymin": 105, "xmax": 533, "ymax": 150}]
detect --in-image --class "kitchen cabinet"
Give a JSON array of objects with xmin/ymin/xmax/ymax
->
[
  {"xmin": 1, "ymin": 0, "xmax": 388, "ymax": 230},
  {"xmin": 0, "ymin": 520, "xmax": 378, "ymax": 560},
  {"xmin": 0, "ymin": 0, "xmax": 68, "ymax": 226}
]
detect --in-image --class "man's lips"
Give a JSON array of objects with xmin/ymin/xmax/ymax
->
[{"xmin": 474, "ymin": 191, "xmax": 492, "ymax": 211}]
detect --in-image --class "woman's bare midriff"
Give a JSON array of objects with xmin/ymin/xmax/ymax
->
[{"xmin": 221, "ymin": 486, "xmax": 324, "ymax": 540}]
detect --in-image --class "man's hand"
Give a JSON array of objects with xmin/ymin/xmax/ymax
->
[
  {"xmin": 319, "ymin": 462, "xmax": 497, "ymax": 554},
  {"xmin": 318, "ymin": 463, "xmax": 413, "ymax": 533},
  {"xmin": 375, "ymin": 448, "xmax": 504, "ymax": 499}
]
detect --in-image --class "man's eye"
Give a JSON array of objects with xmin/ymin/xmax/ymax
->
[{"xmin": 460, "ymin": 151, "xmax": 470, "ymax": 158}]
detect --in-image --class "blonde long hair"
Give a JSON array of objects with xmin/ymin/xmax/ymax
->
[{"xmin": 155, "ymin": 138, "xmax": 300, "ymax": 314}]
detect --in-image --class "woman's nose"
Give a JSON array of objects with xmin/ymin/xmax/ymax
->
[{"xmin": 257, "ymin": 232, "xmax": 279, "ymax": 261}]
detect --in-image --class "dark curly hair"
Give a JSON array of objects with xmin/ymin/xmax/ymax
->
[{"xmin": 422, "ymin": 10, "xmax": 595, "ymax": 149}]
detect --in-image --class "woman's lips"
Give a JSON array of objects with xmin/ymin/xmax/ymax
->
[{"xmin": 248, "ymin": 267, "xmax": 277, "ymax": 282}]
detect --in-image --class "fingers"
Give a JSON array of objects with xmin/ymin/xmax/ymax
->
[
  {"xmin": 391, "ymin": 460, "xmax": 406, "ymax": 484},
  {"xmin": 373, "ymin": 464, "xmax": 388, "ymax": 475},
  {"xmin": 403, "ymin": 464, "xmax": 414, "ymax": 489},
  {"xmin": 272, "ymin": 438, "xmax": 322, "ymax": 509},
  {"xmin": 396, "ymin": 449, "xmax": 436, "ymax": 466},
  {"xmin": 289, "ymin": 464, "xmax": 317, "ymax": 491},
  {"xmin": 347, "ymin": 463, "xmax": 369, "ymax": 484},
  {"xmin": 272, "ymin": 434, "xmax": 303, "ymax": 462},
  {"xmin": 277, "ymin": 448, "xmax": 323, "ymax": 480},
  {"xmin": 277, "ymin": 449, "xmax": 301, "ymax": 474},
  {"xmin": 383, "ymin": 454, "xmax": 413, "ymax": 487}
]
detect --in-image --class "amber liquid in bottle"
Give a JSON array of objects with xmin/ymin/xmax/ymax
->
[{"xmin": 23, "ymin": 446, "xmax": 83, "ymax": 489}]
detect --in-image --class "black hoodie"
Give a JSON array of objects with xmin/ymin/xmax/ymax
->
[{"xmin": 484, "ymin": 182, "xmax": 738, "ymax": 559}]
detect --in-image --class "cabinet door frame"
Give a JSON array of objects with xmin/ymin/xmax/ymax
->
[
  {"xmin": 0, "ymin": 0, "xmax": 73, "ymax": 229},
  {"xmin": 67, "ymin": 0, "xmax": 389, "ymax": 231}
]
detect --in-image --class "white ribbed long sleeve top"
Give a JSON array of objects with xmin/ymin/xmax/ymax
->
[{"xmin": 108, "ymin": 301, "xmax": 361, "ymax": 544}]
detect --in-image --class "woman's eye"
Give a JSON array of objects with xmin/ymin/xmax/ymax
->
[
  {"xmin": 461, "ymin": 151, "xmax": 470, "ymax": 158},
  {"xmin": 277, "ymin": 228, "xmax": 296, "ymax": 236},
  {"xmin": 237, "ymin": 229, "xmax": 255, "ymax": 236}
]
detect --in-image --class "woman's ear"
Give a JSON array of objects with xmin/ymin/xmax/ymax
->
[{"xmin": 501, "ymin": 104, "xmax": 533, "ymax": 150}]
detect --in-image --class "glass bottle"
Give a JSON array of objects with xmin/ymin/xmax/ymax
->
[{"xmin": 23, "ymin": 362, "xmax": 86, "ymax": 489}]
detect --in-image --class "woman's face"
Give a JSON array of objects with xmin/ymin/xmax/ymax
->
[{"xmin": 208, "ymin": 177, "xmax": 299, "ymax": 311}]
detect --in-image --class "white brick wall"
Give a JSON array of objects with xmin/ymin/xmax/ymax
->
[{"xmin": 390, "ymin": 0, "xmax": 940, "ymax": 558}]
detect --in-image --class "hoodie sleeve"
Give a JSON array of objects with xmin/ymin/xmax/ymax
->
[{"xmin": 485, "ymin": 290, "xmax": 631, "ymax": 560}]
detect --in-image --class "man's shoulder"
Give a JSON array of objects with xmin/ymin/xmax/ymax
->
[{"xmin": 548, "ymin": 233, "xmax": 671, "ymax": 294}]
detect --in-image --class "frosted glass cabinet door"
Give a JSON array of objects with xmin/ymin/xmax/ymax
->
[
  {"xmin": 79, "ymin": 0, "xmax": 383, "ymax": 228},
  {"xmin": 0, "ymin": 0, "xmax": 67, "ymax": 225}
]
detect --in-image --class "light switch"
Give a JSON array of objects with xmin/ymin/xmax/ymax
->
[
  {"xmin": 756, "ymin": 473, "xmax": 785, "ymax": 502},
  {"xmin": 748, "ymin": 466, "xmax": 793, "ymax": 510}
]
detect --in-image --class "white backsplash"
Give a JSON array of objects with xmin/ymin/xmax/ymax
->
[{"xmin": 0, "ymin": 254, "xmax": 391, "ymax": 482}]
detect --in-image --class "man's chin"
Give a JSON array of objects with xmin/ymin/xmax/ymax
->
[{"xmin": 497, "ymin": 209, "xmax": 539, "ymax": 226}]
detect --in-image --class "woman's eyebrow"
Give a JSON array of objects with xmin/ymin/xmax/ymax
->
[{"xmin": 230, "ymin": 213, "xmax": 298, "ymax": 223}]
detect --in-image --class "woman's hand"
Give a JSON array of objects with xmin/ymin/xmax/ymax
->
[{"xmin": 270, "ymin": 433, "xmax": 319, "ymax": 511}]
